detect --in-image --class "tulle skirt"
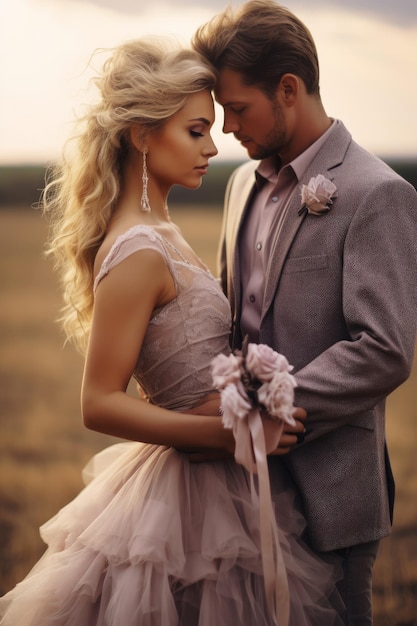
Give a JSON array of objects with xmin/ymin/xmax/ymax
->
[{"xmin": 0, "ymin": 442, "xmax": 343, "ymax": 625}]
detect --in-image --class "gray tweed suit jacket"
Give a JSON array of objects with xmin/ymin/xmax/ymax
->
[{"xmin": 219, "ymin": 120, "xmax": 417, "ymax": 552}]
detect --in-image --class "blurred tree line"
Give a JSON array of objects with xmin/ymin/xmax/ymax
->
[{"xmin": 0, "ymin": 159, "xmax": 416, "ymax": 209}]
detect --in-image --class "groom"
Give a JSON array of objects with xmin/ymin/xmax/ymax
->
[{"xmin": 193, "ymin": 0, "xmax": 417, "ymax": 623}]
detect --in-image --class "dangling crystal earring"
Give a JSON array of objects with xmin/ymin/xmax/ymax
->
[{"xmin": 141, "ymin": 149, "xmax": 151, "ymax": 212}]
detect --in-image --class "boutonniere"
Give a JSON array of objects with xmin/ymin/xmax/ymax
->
[{"xmin": 298, "ymin": 174, "xmax": 337, "ymax": 216}]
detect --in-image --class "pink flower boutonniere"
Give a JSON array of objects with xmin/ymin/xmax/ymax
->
[{"xmin": 299, "ymin": 174, "xmax": 337, "ymax": 216}]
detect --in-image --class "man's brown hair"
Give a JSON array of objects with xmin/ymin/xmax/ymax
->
[{"xmin": 192, "ymin": 0, "xmax": 320, "ymax": 97}]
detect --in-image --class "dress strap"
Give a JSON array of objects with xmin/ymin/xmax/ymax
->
[
  {"xmin": 158, "ymin": 234, "xmax": 210, "ymax": 275},
  {"xmin": 94, "ymin": 225, "xmax": 176, "ymax": 293}
]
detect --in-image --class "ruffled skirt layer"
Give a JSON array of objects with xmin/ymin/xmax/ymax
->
[{"xmin": 0, "ymin": 442, "xmax": 342, "ymax": 625}]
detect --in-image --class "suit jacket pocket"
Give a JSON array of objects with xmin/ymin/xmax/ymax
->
[
  {"xmin": 282, "ymin": 254, "xmax": 328, "ymax": 274},
  {"xmin": 347, "ymin": 411, "xmax": 375, "ymax": 432}
]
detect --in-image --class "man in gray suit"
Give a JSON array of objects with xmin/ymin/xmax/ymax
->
[{"xmin": 193, "ymin": 0, "xmax": 417, "ymax": 623}]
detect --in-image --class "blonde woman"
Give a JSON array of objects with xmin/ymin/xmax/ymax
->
[{"xmin": 0, "ymin": 38, "xmax": 342, "ymax": 625}]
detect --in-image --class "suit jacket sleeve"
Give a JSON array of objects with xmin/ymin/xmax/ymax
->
[{"xmin": 290, "ymin": 174, "xmax": 417, "ymax": 439}]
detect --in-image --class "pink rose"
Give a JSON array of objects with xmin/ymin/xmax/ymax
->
[
  {"xmin": 257, "ymin": 371, "xmax": 297, "ymax": 426},
  {"xmin": 211, "ymin": 353, "xmax": 243, "ymax": 389},
  {"xmin": 300, "ymin": 174, "xmax": 337, "ymax": 215},
  {"xmin": 246, "ymin": 343, "xmax": 292, "ymax": 383},
  {"xmin": 221, "ymin": 383, "xmax": 251, "ymax": 428}
]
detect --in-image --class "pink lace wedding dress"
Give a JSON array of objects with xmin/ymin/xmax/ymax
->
[{"xmin": 0, "ymin": 225, "xmax": 342, "ymax": 625}]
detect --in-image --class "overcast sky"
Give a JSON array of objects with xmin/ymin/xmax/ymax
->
[
  {"xmin": 1, "ymin": 0, "xmax": 416, "ymax": 164},
  {"xmin": 66, "ymin": 0, "xmax": 417, "ymax": 25}
]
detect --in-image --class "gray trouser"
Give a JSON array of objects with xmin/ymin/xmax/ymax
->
[{"xmin": 324, "ymin": 539, "xmax": 380, "ymax": 625}]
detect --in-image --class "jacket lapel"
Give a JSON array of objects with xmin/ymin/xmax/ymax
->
[
  {"xmin": 261, "ymin": 190, "xmax": 306, "ymax": 318},
  {"xmin": 226, "ymin": 161, "xmax": 258, "ymax": 261},
  {"xmin": 226, "ymin": 161, "xmax": 258, "ymax": 313},
  {"xmin": 261, "ymin": 122, "xmax": 351, "ymax": 320}
]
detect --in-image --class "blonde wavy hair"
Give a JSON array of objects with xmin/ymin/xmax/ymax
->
[{"xmin": 43, "ymin": 38, "xmax": 216, "ymax": 353}]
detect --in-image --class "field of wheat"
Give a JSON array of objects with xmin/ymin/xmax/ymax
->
[{"xmin": 1, "ymin": 207, "xmax": 416, "ymax": 624}]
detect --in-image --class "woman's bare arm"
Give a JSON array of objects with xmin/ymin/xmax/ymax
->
[{"xmin": 81, "ymin": 249, "xmax": 234, "ymax": 455}]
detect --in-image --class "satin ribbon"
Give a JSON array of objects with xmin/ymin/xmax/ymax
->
[{"xmin": 233, "ymin": 408, "xmax": 290, "ymax": 625}]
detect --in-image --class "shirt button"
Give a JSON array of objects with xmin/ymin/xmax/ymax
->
[
  {"xmin": 271, "ymin": 196, "xmax": 278, "ymax": 202},
  {"xmin": 256, "ymin": 242, "xmax": 262, "ymax": 251},
  {"xmin": 249, "ymin": 295, "xmax": 256, "ymax": 303}
]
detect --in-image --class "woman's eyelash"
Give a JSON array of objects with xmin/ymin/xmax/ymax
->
[{"xmin": 190, "ymin": 130, "xmax": 204, "ymax": 137}]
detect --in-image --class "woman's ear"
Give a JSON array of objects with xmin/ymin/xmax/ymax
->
[{"xmin": 129, "ymin": 125, "xmax": 147, "ymax": 152}]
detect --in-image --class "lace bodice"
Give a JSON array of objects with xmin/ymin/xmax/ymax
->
[{"xmin": 94, "ymin": 225, "xmax": 231, "ymax": 411}]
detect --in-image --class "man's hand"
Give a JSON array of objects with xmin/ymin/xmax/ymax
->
[
  {"xmin": 180, "ymin": 404, "xmax": 307, "ymax": 462},
  {"xmin": 267, "ymin": 406, "xmax": 307, "ymax": 455}
]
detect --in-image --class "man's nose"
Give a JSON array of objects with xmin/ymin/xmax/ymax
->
[{"xmin": 222, "ymin": 114, "xmax": 239, "ymax": 135}]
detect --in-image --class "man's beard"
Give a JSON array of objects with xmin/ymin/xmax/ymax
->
[{"xmin": 247, "ymin": 100, "xmax": 287, "ymax": 161}]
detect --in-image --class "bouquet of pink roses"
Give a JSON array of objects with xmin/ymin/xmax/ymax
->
[
  {"xmin": 211, "ymin": 339, "xmax": 297, "ymax": 471},
  {"xmin": 211, "ymin": 339, "xmax": 297, "ymax": 623}
]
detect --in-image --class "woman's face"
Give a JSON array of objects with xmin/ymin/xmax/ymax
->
[{"xmin": 146, "ymin": 89, "xmax": 218, "ymax": 192}]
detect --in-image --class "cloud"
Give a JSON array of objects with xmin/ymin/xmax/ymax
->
[
  {"xmin": 62, "ymin": 0, "xmax": 417, "ymax": 26},
  {"xmin": 291, "ymin": 0, "xmax": 417, "ymax": 27},
  {"xmin": 0, "ymin": 0, "xmax": 235, "ymax": 164},
  {"xmin": 304, "ymin": 7, "xmax": 417, "ymax": 157},
  {"xmin": 1, "ymin": 0, "xmax": 415, "ymax": 164}
]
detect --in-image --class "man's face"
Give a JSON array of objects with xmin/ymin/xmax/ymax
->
[{"xmin": 215, "ymin": 67, "xmax": 287, "ymax": 160}]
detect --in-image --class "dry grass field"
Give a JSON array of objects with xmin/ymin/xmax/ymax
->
[{"xmin": 1, "ymin": 207, "xmax": 416, "ymax": 624}]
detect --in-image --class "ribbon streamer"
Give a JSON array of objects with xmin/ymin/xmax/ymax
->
[{"xmin": 232, "ymin": 407, "xmax": 290, "ymax": 625}]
